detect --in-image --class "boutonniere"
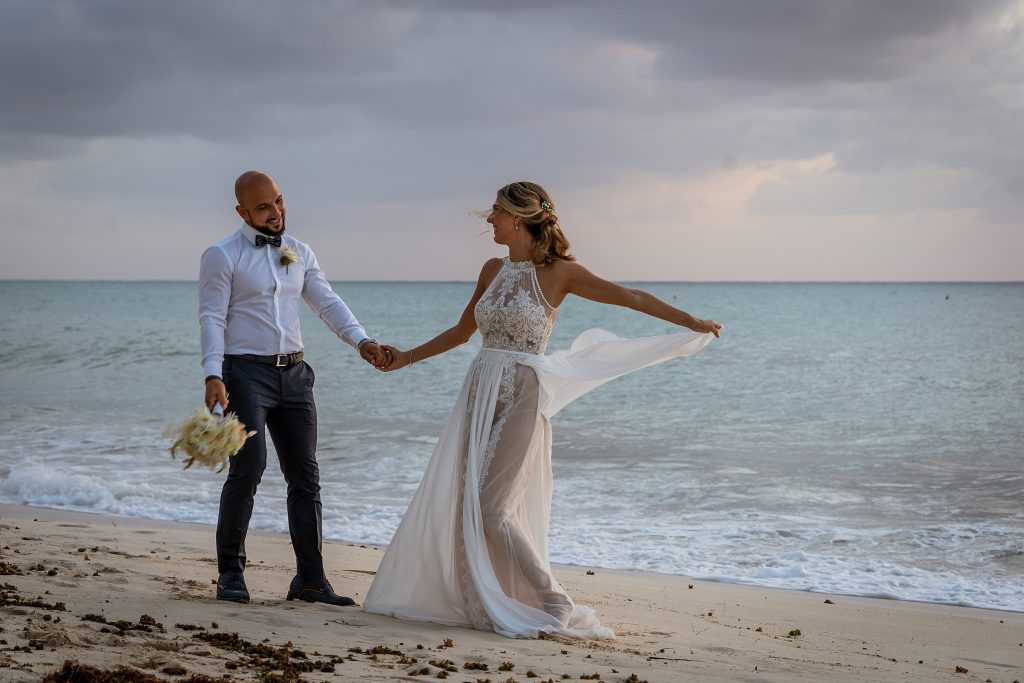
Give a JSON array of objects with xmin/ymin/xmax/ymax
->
[{"xmin": 279, "ymin": 244, "xmax": 298, "ymax": 273}]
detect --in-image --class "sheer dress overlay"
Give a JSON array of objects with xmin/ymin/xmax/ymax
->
[{"xmin": 364, "ymin": 258, "xmax": 713, "ymax": 639}]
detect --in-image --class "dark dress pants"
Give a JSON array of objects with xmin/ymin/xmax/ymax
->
[{"xmin": 216, "ymin": 358, "xmax": 324, "ymax": 580}]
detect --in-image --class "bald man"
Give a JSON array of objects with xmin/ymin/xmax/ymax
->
[{"xmin": 199, "ymin": 171, "xmax": 386, "ymax": 606}]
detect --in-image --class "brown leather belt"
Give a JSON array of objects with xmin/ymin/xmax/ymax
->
[{"xmin": 225, "ymin": 351, "xmax": 304, "ymax": 367}]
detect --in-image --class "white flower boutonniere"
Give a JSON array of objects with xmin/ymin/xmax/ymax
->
[{"xmin": 279, "ymin": 244, "xmax": 298, "ymax": 273}]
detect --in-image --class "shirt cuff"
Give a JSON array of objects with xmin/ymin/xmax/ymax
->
[
  {"xmin": 343, "ymin": 328, "xmax": 370, "ymax": 349},
  {"xmin": 203, "ymin": 357, "xmax": 223, "ymax": 379}
]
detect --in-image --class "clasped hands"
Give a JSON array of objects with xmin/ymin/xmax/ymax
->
[{"xmin": 358, "ymin": 340, "xmax": 410, "ymax": 372}]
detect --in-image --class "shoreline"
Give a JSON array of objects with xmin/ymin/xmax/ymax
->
[
  {"xmin": 5, "ymin": 501, "xmax": 1017, "ymax": 616},
  {"xmin": 2, "ymin": 502, "xmax": 1022, "ymax": 682}
]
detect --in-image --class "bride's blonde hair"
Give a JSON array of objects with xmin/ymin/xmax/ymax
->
[{"xmin": 495, "ymin": 181, "xmax": 575, "ymax": 265}]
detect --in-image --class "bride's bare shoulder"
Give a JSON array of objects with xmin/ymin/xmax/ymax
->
[{"xmin": 545, "ymin": 259, "xmax": 588, "ymax": 281}]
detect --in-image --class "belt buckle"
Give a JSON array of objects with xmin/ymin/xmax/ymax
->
[{"xmin": 275, "ymin": 354, "xmax": 288, "ymax": 367}]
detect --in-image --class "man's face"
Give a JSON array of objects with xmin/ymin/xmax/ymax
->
[{"xmin": 236, "ymin": 180, "xmax": 286, "ymax": 235}]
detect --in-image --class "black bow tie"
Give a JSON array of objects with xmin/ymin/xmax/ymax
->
[{"xmin": 255, "ymin": 234, "xmax": 282, "ymax": 248}]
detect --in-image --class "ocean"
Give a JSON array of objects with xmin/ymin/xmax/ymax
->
[{"xmin": 1, "ymin": 280, "xmax": 1022, "ymax": 611}]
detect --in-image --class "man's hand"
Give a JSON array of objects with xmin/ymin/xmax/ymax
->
[
  {"xmin": 205, "ymin": 378, "xmax": 228, "ymax": 412},
  {"xmin": 358, "ymin": 339, "xmax": 389, "ymax": 369}
]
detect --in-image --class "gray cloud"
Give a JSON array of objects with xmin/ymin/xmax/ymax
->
[
  {"xmin": 563, "ymin": 0, "xmax": 1010, "ymax": 83},
  {"xmin": 0, "ymin": 1, "xmax": 406, "ymax": 146},
  {"xmin": 0, "ymin": 0, "xmax": 1020, "ymax": 280},
  {"xmin": 2, "ymin": 0, "xmax": 1014, "ymax": 151}
]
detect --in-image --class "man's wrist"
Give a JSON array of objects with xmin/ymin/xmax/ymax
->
[
  {"xmin": 357, "ymin": 337, "xmax": 379, "ymax": 349},
  {"xmin": 205, "ymin": 375, "xmax": 222, "ymax": 384}
]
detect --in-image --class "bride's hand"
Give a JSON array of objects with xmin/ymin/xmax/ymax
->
[
  {"xmin": 694, "ymin": 319, "xmax": 722, "ymax": 338},
  {"xmin": 379, "ymin": 345, "xmax": 411, "ymax": 372}
]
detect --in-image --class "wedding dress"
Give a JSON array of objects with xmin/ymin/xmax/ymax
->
[{"xmin": 363, "ymin": 257, "xmax": 713, "ymax": 639}]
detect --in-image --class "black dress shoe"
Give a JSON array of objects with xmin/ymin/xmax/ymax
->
[
  {"xmin": 216, "ymin": 570, "xmax": 250, "ymax": 603},
  {"xmin": 286, "ymin": 575, "xmax": 355, "ymax": 606}
]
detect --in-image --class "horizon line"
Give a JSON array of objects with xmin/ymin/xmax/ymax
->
[{"xmin": 2, "ymin": 278, "xmax": 1022, "ymax": 285}]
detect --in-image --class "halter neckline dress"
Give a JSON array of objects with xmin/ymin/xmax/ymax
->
[{"xmin": 364, "ymin": 257, "xmax": 714, "ymax": 639}]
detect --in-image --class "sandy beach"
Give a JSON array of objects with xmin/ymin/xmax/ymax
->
[{"xmin": 0, "ymin": 503, "xmax": 1021, "ymax": 683}]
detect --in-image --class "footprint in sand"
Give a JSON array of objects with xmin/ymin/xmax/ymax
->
[{"xmin": 97, "ymin": 575, "xmax": 130, "ymax": 584}]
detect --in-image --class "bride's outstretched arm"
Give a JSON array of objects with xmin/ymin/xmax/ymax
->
[
  {"xmin": 565, "ymin": 262, "xmax": 722, "ymax": 337},
  {"xmin": 380, "ymin": 258, "xmax": 504, "ymax": 371}
]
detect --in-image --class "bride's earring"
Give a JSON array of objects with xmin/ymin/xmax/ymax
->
[{"xmin": 514, "ymin": 221, "xmax": 520, "ymax": 231}]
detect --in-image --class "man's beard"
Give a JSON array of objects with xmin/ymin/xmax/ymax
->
[{"xmin": 250, "ymin": 214, "xmax": 286, "ymax": 237}]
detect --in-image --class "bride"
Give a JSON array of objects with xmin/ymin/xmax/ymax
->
[{"xmin": 364, "ymin": 181, "xmax": 721, "ymax": 639}]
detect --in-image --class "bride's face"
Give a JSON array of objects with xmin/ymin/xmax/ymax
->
[{"xmin": 487, "ymin": 200, "xmax": 518, "ymax": 245}]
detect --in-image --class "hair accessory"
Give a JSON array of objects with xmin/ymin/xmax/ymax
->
[{"xmin": 540, "ymin": 201, "xmax": 553, "ymax": 212}]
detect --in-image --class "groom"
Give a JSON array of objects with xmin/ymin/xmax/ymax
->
[{"xmin": 199, "ymin": 170, "xmax": 386, "ymax": 606}]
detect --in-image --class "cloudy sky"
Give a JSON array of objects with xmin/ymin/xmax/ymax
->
[{"xmin": 1, "ymin": 0, "xmax": 1021, "ymax": 281}]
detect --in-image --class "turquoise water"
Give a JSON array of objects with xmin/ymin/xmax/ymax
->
[{"xmin": 1, "ymin": 280, "xmax": 1022, "ymax": 610}]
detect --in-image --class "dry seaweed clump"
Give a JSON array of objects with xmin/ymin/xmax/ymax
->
[
  {"xmin": 42, "ymin": 660, "xmax": 225, "ymax": 682},
  {"xmin": 175, "ymin": 623, "xmax": 207, "ymax": 631},
  {"xmin": 80, "ymin": 613, "xmax": 165, "ymax": 633},
  {"xmin": 0, "ymin": 561, "xmax": 24, "ymax": 575},
  {"xmin": 194, "ymin": 631, "xmax": 344, "ymax": 681},
  {"xmin": 0, "ymin": 582, "xmax": 66, "ymax": 611}
]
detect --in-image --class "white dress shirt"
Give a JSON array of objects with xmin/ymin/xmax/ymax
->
[{"xmin": 199, "ymin": 224, "xmax": 368, "ymax": 378}]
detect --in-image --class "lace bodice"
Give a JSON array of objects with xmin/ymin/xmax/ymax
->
[{"xmin": 475, "ymin": 257, "xmax": 556, "ymax": 354}]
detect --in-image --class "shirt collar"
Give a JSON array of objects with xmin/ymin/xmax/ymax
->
[{"xmin": 240, "ymin": 223, "xmax": 261, "ymax": 246}]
